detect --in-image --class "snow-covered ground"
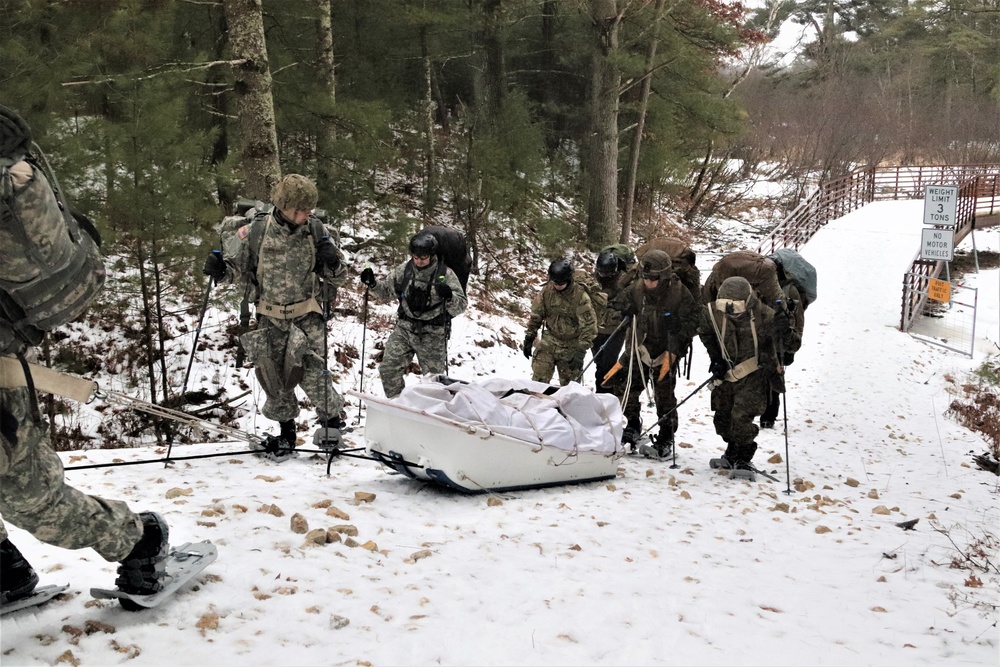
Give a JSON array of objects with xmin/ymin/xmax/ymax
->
[{"xmin": 1, "ymin": 201, "xmax": 998, "ymax": 666}]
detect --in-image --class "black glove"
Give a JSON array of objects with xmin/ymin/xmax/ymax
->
[
  {"xmin": 360, "ymin": 267, "xmax": 376, "ymax": 287},
  {"xmin": 773, "ymin": 310, "xmax": 791, "ymax": 336},
  {"xmin": 435, "ymin": 282, "xmax": 453, "ymax": 300},
  {"xmin": 522, "ymin": 334, "xmax": 534, "ymax": 359},
  {"xmin": 782, "ymin": 351, "xmax": 795, "ymax": 366},
  {"xmin": 203, "ymin": 250, "xmax": 225, "ymax": 283},
  {"xmin": 709, "ymin": 358, "xmax": 731, "ymax": 381},
  {"xmin": 314, "ymin": 237, "xmax": 340, "ymax": 272}
]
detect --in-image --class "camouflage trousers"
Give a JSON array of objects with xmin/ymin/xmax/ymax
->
[
  {"xmin": 380, "ymin": 319, "xmax": 449, "ymax": 398},
  {"xmin": 710, "ymin": 370, "xmax": 770, "ymax": 462},
  {"xmin": 0, "ymin": 386, "xmax": 142, "ymax": 562},
  {"xmin": 614, "ymin": 362, "xmax": 678, "ymax": 438},
  {"xmin": 531, "ymin": 337, "xmax": 585, "ymax": 386},
  {"xmin": 244, "ymin": 314, "xmax": 344, "ymax": 423}
]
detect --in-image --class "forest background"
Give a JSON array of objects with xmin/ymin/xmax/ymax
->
[{"xmin": 0, "ymin": 0, "xmax": 998, "ymax": 448}]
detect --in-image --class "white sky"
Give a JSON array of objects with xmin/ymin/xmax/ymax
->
[{"xmin": 1, "ymin": 201, "xmax": 998, "ymax": 666}]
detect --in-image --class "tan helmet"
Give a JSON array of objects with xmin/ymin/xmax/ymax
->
[
  {"xmin": 271, "ymin": 174, "xmax": 318, "ymax": 211},
  {"xmin": 640, "ymin": 249, "xmax": 673, "ymax": 280}
]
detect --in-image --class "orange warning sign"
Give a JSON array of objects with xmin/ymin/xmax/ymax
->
[{"xmin": 927, "ymin": 278, "xmax": 951, "ymax": 303}]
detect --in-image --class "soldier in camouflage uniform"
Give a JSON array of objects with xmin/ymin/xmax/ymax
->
[
  {"xmin": 699, "ymin": 276, "xmax": 793, "ymax": 473},
  {"xmin": 522, "ymin": 258, "xmax": 598, "ymax": 386},
  {"xmin": 1, "ymin": 105, "xmax": 170, "ymax": 605},
  {"xmin": 602, "ymin": 250, "xmax": 700, "ymax": 455},
  {"xmin": 203, "ymin": 174, "xmax": 348, "ymax": 449},
  {"xmin": 360, "ymin": 232, "xmax": 468, "ymax": 398}
]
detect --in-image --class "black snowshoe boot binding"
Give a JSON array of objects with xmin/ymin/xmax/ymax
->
[
  {"xmin": 639, "ymin": 431, "xmax": 673, "ymax": 460},
  {"xmin": 252, "ymin": 420, "xmax": 298, "ymax": 462},
  {"xmin": 1, "ymin": 538, "xmax": 39, "ymax": 604},
  {"xmin": 760, "ymin": 419, "xmax": 775, "ymax": 429},
  {"xmin": 115, "ymin": 512, "xmax": 169, "ymax": 597},
  {"xmin": 709, "ymin": 455, "xmax": 733, "ymax": 470}
]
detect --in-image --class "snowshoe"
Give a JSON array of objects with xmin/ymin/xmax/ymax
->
[
  {"xmin": 251, "ymin": 421, "xmax": 298, "ymax": 463},
  {"xmin": 638, "ymin": 433, "xmax": 673, "ymax": 461},
  {"xmin": 93, "ymin": 540, "xmax": 216, "ymax": 611},
  {"xmin": 709, "ymin": 456, "xmax": 733, "ymax": 470},
  {"xmin": 1, "ymin": 584, "xmax": 69, "ymax": 616},
  {"xmin": 728, "ymin": 461, "xmax": 757, "ymax": 482}
]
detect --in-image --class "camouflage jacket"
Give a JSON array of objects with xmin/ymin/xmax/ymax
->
[
  {"xmin": 222, "ymin": 213, "xmax": 347, "ymax": 312},
  {"xmin": 698, "ymin": 299, "xmax": 783, "ymax": 377},
  {"xmin": 622, "ymin": 276, "xmax": 700, "ymax": 363},
  {"xmin": 525, "ymin": 282, "xmax": 597, "ymax": 350},
  {"xmin": 370, "ymin": 258, "xmax": 467, "ymax": 324}
]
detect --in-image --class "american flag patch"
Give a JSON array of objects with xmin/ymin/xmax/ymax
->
[{"xmin": 237, "ymin": 225, "xmax": 250, "ymax": 240}]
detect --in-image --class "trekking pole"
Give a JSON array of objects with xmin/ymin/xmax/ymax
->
[
  {"xmin": 575, "ymin": 315, "xmax": 630, "ymax": 384},
  {"xmin": 781, "ymin": 384, "xmax": 792, "ymax": 495},
  {"xmin": 181, "ymin": 255, "xmax": 217, "ymax": 397},
  {"xmin": 320, "ymin": 293, "xmax": 338, "ymax": 476},
  {"xmin": 357, "ymin": 286, "xmax": 369, "ymax": 423},
  {"xmin": 638, "ymin": 375, "xmax": 714, "ymax": 440}
]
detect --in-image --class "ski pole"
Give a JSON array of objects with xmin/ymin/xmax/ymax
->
[
  {"xmin": 638, "ymin": 374, "xmax": 714, "ymax": 440},
  {"xmin": 357, "ymin": 286, "xmax": 369, "ymax": 423},
  {"xmin": 781, "ymin": 382, "xmax": 792, "ymax": 496},
  {"xmin": 575, "ymin": 315, "xmax": 630, "ymax": 384},
  {"xmin": 181, "ymin": 255, "xmax": 217, "ymax": 397}
]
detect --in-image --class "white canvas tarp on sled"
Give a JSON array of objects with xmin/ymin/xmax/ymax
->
[{"xmin": 350, "ymin": 377, "xmax": 623, "ymax": 493}]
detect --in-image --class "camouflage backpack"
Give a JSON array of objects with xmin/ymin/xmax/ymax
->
[{"xmin": 0, "ymin": 105, "xmax": 105, "ymax": 356}]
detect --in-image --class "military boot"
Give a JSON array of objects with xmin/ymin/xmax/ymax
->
[
  {"xmin": 1, "ymin": 538, "xmax": 39, "ymax": 604},
  {"xmin": 279, "ymin": 420, "xmax": 297, "ymax": 449},
  {"xmin": 115, "ymin": 512, "xmax": 169, "ymax": 596}
]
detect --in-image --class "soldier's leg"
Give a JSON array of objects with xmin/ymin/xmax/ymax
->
[
  {"xmin": 652, "ymin": 367, "xmax": 678, "ymax": 444},
  {"xmin": 761, "ymin": 389, "xmax": 780, "ymax": 428},
  {"xmin": 412, "ymin": 325, "xmax": 449, "ymax": 377},
  {"xmin": 0, "ymin": 389, "xmax": 142, "ymax": 562},
  {"xmin": 616, "ymin": 362, "xmax": 648, "ymax": 445},
  {"xmin": 297, "ymin": 314, "xmax": 344, "ymax": 422},
  {"xmin": 554, "ymin": 345, "xmax": 580, "ymax": 386},
  {"xmin": 251, "ymin": 319, "xmax": 299, "ymax": 422},
  {"xmin": 530, "ymin": 339, "xmax": 557, "ymax": 384},
  {"xmin": 379, "ymin": 323, "xmax": 416, "ymax": 398},
  {"xmin": 729, "ymin": 372, "xmax": 770, "ymax": 463},
  {"xmin": 711, "ymin": 382, "xmax": 737, "ymax": 456}
]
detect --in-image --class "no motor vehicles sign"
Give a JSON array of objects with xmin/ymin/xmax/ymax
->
[{"xmin": 921, "ymin": 227, "xmax": 954, "ymax": 261}]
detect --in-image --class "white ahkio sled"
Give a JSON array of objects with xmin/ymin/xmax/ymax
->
[{"xmin": 349, "ymin": 376, "xmax": 625, "ymax": 494}]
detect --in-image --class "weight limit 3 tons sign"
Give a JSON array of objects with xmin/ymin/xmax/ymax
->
[{"xmin": 923, "ymin": 184, "xmax": 958, "ymax": 227}]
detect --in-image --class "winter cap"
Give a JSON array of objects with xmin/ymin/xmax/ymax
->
[{"xmin": 271, "ymin": 174, "xmax": 318, "ymax": 211}]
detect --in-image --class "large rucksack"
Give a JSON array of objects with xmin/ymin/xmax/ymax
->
[
  {"xmin": 421, "ymin": 225, "xmax": 473, "ymax": 292},
  {"xmin": 768, "ymin": 248, "xmax": 818, "ymax": 309},
  {"xmin": 0, "ymin": 106, "xmax": 105, "ymax": 356}
]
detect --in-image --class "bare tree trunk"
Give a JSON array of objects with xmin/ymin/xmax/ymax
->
[
  {"xmin": 479, "ymin": 0, "xmax": 506, "ymax": 128},
  {"xmin": 585, "ymin": 0, "xmax": 622, "ymax": 247},
  {"xmin": 421, "ymin": 24, "xmax": 437, "ymax": 220},
  {"xmin": 621, "ymin": 0, "xmax": 665, "ymax": 243},
  {"xmin": 315, "ymin": 0, "xmax": 337, "ymax": 197},
  {"xmin": 223, "ymin": 0, "xmax": 280, "ymax": 199}
]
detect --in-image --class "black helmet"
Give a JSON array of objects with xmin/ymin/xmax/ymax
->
[
  {"xmin": 548, "ymin": 258, "xmax": 573, "ymax": 285},
  {"xmin": 595, "ymin": 251, "xmax": 620, "ymax": 278},
  {"xmin": 409, "ymin": 232, "xmax": 438, "ymax": 258}
]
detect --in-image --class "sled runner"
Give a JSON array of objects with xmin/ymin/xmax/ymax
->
[{"xmin": 350, "ymin": 377, "xmax": 624, "ymax": 493}]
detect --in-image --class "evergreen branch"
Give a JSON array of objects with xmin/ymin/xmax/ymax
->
[{"xmin": 61, "ymin": 59, "xmax": 249, "ymax": 87}]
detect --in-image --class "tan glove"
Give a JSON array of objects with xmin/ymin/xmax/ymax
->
[
  {"xmin": 657, "ymin": 353, "xmax": 677, "ymax": 382},
  {"xmin": 602, "ymin": 361, "xmax": 624, "ymax": 387}
]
